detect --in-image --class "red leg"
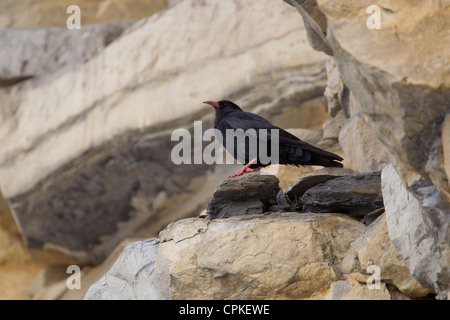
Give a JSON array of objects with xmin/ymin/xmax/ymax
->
[
  {"xmin": 242, "ymin": 167, "xmax": 262, "ymax": 174},
  {"xmin": 230, "ymin": 158, "xmax": 258, "ymax": 178}
]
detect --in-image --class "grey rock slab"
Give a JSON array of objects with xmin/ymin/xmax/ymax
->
[
  {"xmin": 286, "ymin": 167, "xmax": 355, "ymax": 200},
  {"xmin": 382, "ymin": 164, "xmax": 449, "ymax": 299},
  {"xmin": 84, "ymin": 239, "xmax": 168, "ymax": 300},
  {"xmin": 301, "ymin": 171, "xmax": 383, "ymax": 217},
  {"xmin": 206, "ymin": 173, "xmax": 281, "ymax": 220}
]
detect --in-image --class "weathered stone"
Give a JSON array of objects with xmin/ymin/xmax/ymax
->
[
  {"xmin": 0, "ymin": 0, "xmax": 169, "ymax": 28},
  {"xmin": 301, "ymin": 171, "xmax": 384, "ymax": 218},
  {"xmin": 0, "ymin": 188, "xmax": 50, "ymax": 300},
  {"xmin": 205, "ymin": 173, "xmax": 281, "ymax": 220},
  {"xmin": 283, "ymin": 0, "xmax": 333, "ymax": 55},
  {"xmin": 339, "ymin": 113, "xmax": 390, "ymax": 172},
  {"xmin": 321, "ymin": 109, "xmax": 347, "ymax": 145},
  {"xmin": 382, "ymin": 164, "xmax": 449, "ymax": 299},
  {"xmin": 352, "ymin": 214, "xmax": 433, "ymax": 297},
  {"xmin": 84, "ymin": 239, "xmax": 163, "ymax": 300},
  {"xmin": 286, "ymin": 167, "xmax": 355, "ymax": 201},
  {"xmin": 315, "ymin": 0, "xmax": 450, "ymax": 226},
  {"xmin": 424, "ymin": 135, "xmax": 448, "ymax": 202},
  {"xmin": 287, "ymin": 1, "xmax": 450, "ymax": 298},
  {"xmin": 85, "ymin": 212, "xmax": 365, "ymax": 300},
  {"xmin": 324, "ymin": 276, "xmax": 391, "ymax": 300},
  {"xmin": 29, "ymin": 237, "xmax": 146, "ymax": 300},
  {"xmin": 270, "ymin": 96, "xmax": 329, "ymax": 130},
  {"xmin": 0, "ymin": 22, "xmax": 133, "ymax": 85},
  {"xmin": 323, "ymin": 57, "xmax": 352, "ymax": 118}
]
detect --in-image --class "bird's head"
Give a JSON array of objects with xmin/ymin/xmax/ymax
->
[{"xmin": 203, "ymin": 100, "xmax": 242, "ymax": 112}]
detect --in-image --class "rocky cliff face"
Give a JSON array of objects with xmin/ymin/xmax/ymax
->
[
  {"xmin": 85, "ymin": 173, "xmax": 433, "ymax": 300},
  {"xmin": 0, "ymin": 0, "xmax": 448, "ymax": 300},
  {"xmin": 284, "ymin": 0, "xmax": 449, "ymax": 298},
  {"xmin": 0, "ymin": 0, "xmax": 328, "ymax": 299}
]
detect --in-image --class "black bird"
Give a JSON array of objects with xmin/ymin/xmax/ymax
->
[{"xmin": 203, "ymin": 100, "xmax": 343, "ymax": 178}]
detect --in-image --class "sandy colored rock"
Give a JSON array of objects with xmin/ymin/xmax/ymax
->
[
  {"xmin": 324, "ymin": 277, "xmax": 391, "ymax": 300},
  {"xmin": 157, "ymin": 213, "xmax": 364, "ymax": 299},
  {"xmin": 339, "ymin": 113, "xmax": 390, "ymax": 172},
  {"xmin": 284, "ymin": 0, "xmax": 333, "ymax": 55},
  {"xmin": 287, "ymin": 0, "xmax": 450, "ymax": 298},
  {"xmin": 323, "ymin": 57, "xmax": 350, "ymax": 117},
  {"xmin": 352, "ymin": 214, "xmax": 433, "ymax": 297},
  {"xmin": 321, "ymin": 109, "xmax": 346, "ymax": 145},
  {"xmin": 85, "ymin": 212, "xmax": 365, "ymax": 300},
  {"xmin": 0, "ymin": 0, "xmax": 169, "ymax": 28},
  {"xmin": 314, "ymin": 0, "xmax": 450, "ymax": 185},
  {"xmin": 84, "ymin": 239, "xmax": 162, "ymax": 300},
  {"xmin": 0, "ymin": 189, "xmax": 50, "ymax": 300},
  {"xmin": 271, "ymin": 96, "xmax": 329, "ymax": 130}
]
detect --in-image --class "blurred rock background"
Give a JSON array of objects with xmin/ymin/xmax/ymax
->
[{"xmin": 0, "ymin": 0, "xmax": 448, "ymax": 300}]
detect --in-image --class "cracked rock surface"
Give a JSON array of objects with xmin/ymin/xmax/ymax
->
[{"xmin": 85, "ymin": 212, "xmax": 374, "ymax": 300}]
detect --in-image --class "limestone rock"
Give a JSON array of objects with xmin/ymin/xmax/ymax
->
[
  {"xmin": 0, "ymin": 22, "xmax": 133, "ymax": 85},
  {"xmin": 320, "ymin": 109, "xmax": 347, "ymax": 146},
  {"xmin": 270, "ymin": 96, "xmax": 329, "ymax": 130},
  {"xmin": 84, "ymin": 239, "xmax": 163, "ymax": 300},
  {"xmin": 169, "ymin": 0, "xmax": 184, "ymax": 7},
  {"xmin": 283, "ymin": 0, "xmax": 332, "ymax": 55},
  {"xmin": 352, "ymin": 214, "xmax": 433, "ymax": 297},
  {"xmin": 287, "ymin": 0, "xmax": 450, "ymax": 298},
  {"xmin": 382, "ymin": 164, "xmax": 449, "ymax": 299},
  {"xmin": 323, "ymin": 57, "xmax": 352, "ymax": 118},
  {"xmin": 339, "ymin": 113, "xmax": 390, "ymax": 173},
  {"xmin": 0, "ymin": 0, "xmax": 169, "ymax": 28},
  {"xmin": 205, "ymin": 173, "xmax": 281, "ymax": 220},
  {"xmin": 86, "ymin": 212, "xmax": 366, "ymax": 300},
  {"xmin": 324, "ymin": 277, "xmax": 391, "ymax": 300}
]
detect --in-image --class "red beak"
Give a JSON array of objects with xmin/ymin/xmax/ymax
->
[{"xmin": 203, "ymin": 101, "xmax": 219, "ymax": 108}]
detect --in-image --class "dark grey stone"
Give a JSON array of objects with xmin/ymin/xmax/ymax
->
[
  {"xmin": 301, "ymin": 171, "xmax": 383, "ymax": 217},
  {"xmin": 206, "ymin": 173, "xmax": 281, "ymax": 220}
]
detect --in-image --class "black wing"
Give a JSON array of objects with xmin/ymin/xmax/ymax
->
[{"xmin": 221, "ymin": 111, "xmax": 343, "ymax": 167}]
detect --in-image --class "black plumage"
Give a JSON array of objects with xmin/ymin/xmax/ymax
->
[{"xmin": 204, "ymin": 100, "xmax": 343, "ymax": 174}]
